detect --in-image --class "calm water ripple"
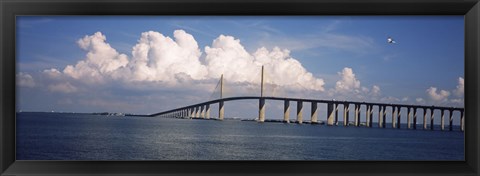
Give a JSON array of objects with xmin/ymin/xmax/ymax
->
[{"xmin": 16, "ymin": 112, "xmax": 464, "ymax": 160}]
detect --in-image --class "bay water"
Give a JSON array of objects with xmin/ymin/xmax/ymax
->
[{"xmin": 16, "ymin": 112, "xmax": 464, "ymax": 160}]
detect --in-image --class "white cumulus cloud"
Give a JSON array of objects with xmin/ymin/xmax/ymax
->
[
  {"xmin": 454, "ymin": 77, "xmax": 464, "ymax": 97},
  {"xmin": 43, "ymin": 68, "xmax": 62, "ymax": 79},
  {"xmin": 205, "ymin": 34, "xmax": 325, "ymax": 92},
  {"xmin": 450, "ymin": 98, "xmax": 463, "ymax": 104},
  {"xmin": 204, "ymin": 34, "xmax": 256, "ymax": 83},
  {"xmin": 335, "ymin": 67, "xmax": 360, "ymax": 92},
  {"xmin": 63, "ymin": 32, "xmax": 129, "ymax": 83},
  {"xmin": 128, "ymin": 30, "xmax": 208, "ymax": 84},
  {"xmin": 416, "ymin": 98, "xmax": 426, "ymax": 104},
  {"xmin": 426, "ymin": 87, "xmax": 450, "ymax": 102},
  {"xmin": 371, "ymin": 85, "xmax": 381, "ymax": 96},
  {"xmin": 16, "ymin": 72, "xmax": 35, "ymax": 88},
  {"xmin": 43, "ymin": 30, "xmax": 327, "ymax": 96},
  {"xmin": 48, "ymin": 82, "xmax": 78, "ymax": 93},
  {"xmin": 418, "ymin": 77, "xmax": 464, "ymax": 106},
  {"xmin": 325, "ymin": 67, "xmax": 382, "ymax": 102}
]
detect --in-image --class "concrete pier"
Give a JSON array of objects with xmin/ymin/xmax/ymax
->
[
  {"xmin": 461, "ymin": 111, "xmax": 464, "ymax": 131},
  {"xmin": 397, "ymin": 106, "xmax": 401, "ymax": 129},
  {"xmin": 259, "ymin": 98, "xmax": 265, "ymax": 122},
  {"xmin": 440, "ymin": 109, "xmax": 445, "ymax": 131},
  {"xmin": 311, "ymin": 102, "xmax": 318, "ymax": 123},
  {"xmin": 449, "ymin": 109, "xmax": 453, "ymax": 131},
  {"xmin": 192, "ymin": 107, "xmax": 196, "ymax": 118},
  {"xmin": 327, "ymin": 103, "xmax": 335, "ymax": 126},
  {"xmin": 369, "ymin": 105, "xmax": 374, "ymax": 127},
  {"xmin": 413, "ymin": 108, "xmax": 417, "ymax": 129},
  {"xmin": 392, "ymin": 106, "xmax": 397, "ymax": 128},
  {"xmin": 378, "ymin": 106, "xmax": 383, "ymax": 128},
  {"xmin": 200, "ymin": 105, "xmax": 205, "ymax": 118},
  {"xmin": 430, "ymin": 108, "xmax": 434, "ymax": 130},
  {"xmin": 367, "ymin": 105, "xmax": 373, "ymax": 127},
  {"xmin": 297, "ymin": 101, "xmax": 303, "ymax": 124},
  {"xmin": 354, "ymin": 104, "xmax": 360, "ymax": 126},
  {"xmin": 365, "ymin": 105, "xmax": 372, "ymax": 127},
  {"xmin": 195, "ymin": 106, "xmax": 200, "ymax": 118},
  {"xmin": 335, "ymin": 103, "xmax": 339, "ymax": 125},
  {"xmin": 219, "ymin": 101, "xmax": 224, "ymax": 120},
  {"xmin": 423, "ymin": 108, "xmax": 427, "ymax": 130},
  {"xmin": 284, "ymin": 100, "xmax": 290, "ymax": 123},
  {"xmin": 343, "ymin": 103, "xmax": 349, "ymax": 126},
  {"xmin": 407, "ymin": 107, "xmax": 412, "ymax": 129},
  {"xmin": 205, "ymin": 104, "xmax": 210, "ymax": 119},
  {"xmin": 382, "ymin": 106, "xmax": 387, "ymax": 128},
  {"xmin": 197, "ymin": 106, "xmax": 201, "ymax": 118}
]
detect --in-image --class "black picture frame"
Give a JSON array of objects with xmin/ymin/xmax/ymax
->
[{"xmin": 1, "ymin": 0, "xmax": 479, "ymax": 175}]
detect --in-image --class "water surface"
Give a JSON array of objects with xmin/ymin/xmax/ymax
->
[{"xmin": 16, "ymin": 112, "xmax": 464, "ymax": 160}]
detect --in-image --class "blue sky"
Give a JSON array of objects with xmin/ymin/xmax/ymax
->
[{"xmin": 16, "ymin": 16, "xmax": 464, "ymax": 124}]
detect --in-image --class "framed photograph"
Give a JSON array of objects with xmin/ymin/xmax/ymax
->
[{"xmin": 1, "ymin": 0, "xmax": 479, "ymax": 175}]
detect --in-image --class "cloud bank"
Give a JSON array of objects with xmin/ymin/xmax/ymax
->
[
  {"xmin": 425, "ymin": 77, "xmax": 464, "ymax": 105},
  {"xmin": 44, "ymin": 30, "xmax": 326, "ymax": 95},
  {"xmin": 63, "ymin": 32, "xmax": 129, "ymax": 84},
  {"xmin": 17, "ymin": 29, "xmax": 464, "ymax": 113},
  {"xmin": 454, "ymin": 77, "xmax": 464, "ymax": 97},
  {"xmin": 16, "ymin": 72, "xmax": 35, "ymax": 88},
  {"xmin": 206, "ymin": 35, "xmax": 325, "ymax": 92},
  {"xmin": 426, "ymin": 87, "xmax": 450, "ymax": 102},
  {"xmin": 335, "ymin": 67, "xmax": 360, "ymax": 92}
]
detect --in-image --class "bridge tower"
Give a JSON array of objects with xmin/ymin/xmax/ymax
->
[
  {"xmin": 259, "ymin": 65, "xmax": 266, "ymax": 122},
  {"xmin": 219, "ymin": 74, "xmax": 224, "ymax": 120}
]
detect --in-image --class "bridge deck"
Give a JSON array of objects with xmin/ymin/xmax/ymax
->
[{"xmin": 149, "ymin": 96, "xmax": 464, "ymax": 117}]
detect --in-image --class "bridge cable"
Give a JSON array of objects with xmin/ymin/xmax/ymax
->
[{"xmin": 209, "ymin": 78, "xmax": 221, "ymax": 100}]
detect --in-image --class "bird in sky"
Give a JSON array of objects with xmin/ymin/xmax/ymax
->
[{"xmin": 387, "ymin": 37, "xmax": 396, "ymax": 44}]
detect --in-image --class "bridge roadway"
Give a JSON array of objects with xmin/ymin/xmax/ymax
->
[{"xmin": 149, "ymin": 96, "xmax": 465, "ymax": 132}]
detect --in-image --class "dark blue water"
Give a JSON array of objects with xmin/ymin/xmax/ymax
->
[{"xmin": 16, "ymin": 112, "xmax": 464, "ymax": 160}]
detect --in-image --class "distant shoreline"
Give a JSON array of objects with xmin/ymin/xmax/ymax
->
[
  {"xmin": 15, "ymin": 111, "xmax": 464, "ymax": 129},
  {"xmin": 16, "ymin": 111, "xmax": 147, "ymax": 117}
]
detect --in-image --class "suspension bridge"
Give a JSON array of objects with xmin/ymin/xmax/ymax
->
[{"xmin": 148, "ymin": 66, "xmax": 465, "ymax": 132}]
